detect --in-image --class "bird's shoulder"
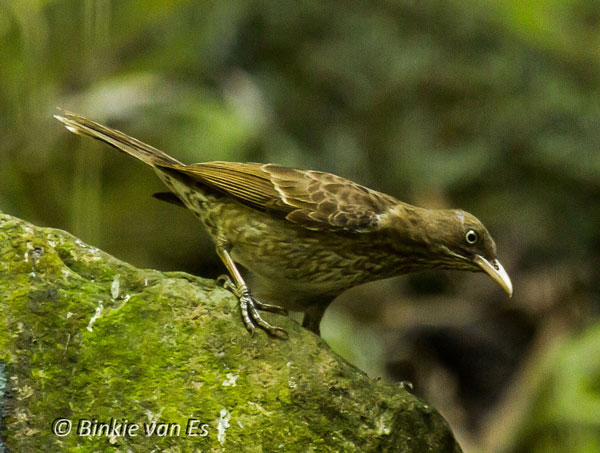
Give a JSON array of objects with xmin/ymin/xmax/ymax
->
[{"xmin": 165, "ymin": 161, "xmax": 400, "ymax": 232}]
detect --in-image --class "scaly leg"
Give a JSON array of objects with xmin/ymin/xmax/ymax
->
[
  {"xmin": 216, "ymin": 245, "xmax": 288, "ymax": 337},
  {"xmin": 216, "ymin": 275, "xmax": 288, "ymax": 315}
]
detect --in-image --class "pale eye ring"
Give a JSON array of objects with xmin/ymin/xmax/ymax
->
[{"xmin": 465, "ymin": 229, "xmax": 478, "ymax": 244}]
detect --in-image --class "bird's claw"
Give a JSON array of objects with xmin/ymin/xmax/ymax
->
[
  {"xmin": 239, "ymin": 290, "xmax": 288, "ymax": 338},
  {"xmin": 218, "ymin": 274, "xmax": 288, "ymax": 338},
  {"xmin": 217, "ymin": 274, "xmax": 237, "ymax": 294},
  {"xmin": 252, "ymin": 299, "xmax": 289, "ymax": 316}
]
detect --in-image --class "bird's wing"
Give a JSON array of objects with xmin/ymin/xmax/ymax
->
[{"xmin": 157, "ymin": 161, "xmax": 398, "ymax": 232}]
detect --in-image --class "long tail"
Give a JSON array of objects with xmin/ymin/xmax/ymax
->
[{"xmin": 54, "ymin": 109, "xmax": 183, "ymax": 167}]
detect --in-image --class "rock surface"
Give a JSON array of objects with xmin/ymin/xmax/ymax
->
[{"xmin": 0, "ymin": 211, "xmax": 462, "ymax": 452}]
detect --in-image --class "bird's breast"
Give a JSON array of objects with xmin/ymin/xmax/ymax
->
[
  {"xmin": 224, "ymin": 209, "xmax": 403, "ymax": 294},
  {"xmin": 157, "ymin": 173, "xmax": 424, "ymax": 305}
]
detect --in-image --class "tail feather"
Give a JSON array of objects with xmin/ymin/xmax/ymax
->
[{"xmin": 54, "ymin": 109, "xmax": 183, "ymax": 167}]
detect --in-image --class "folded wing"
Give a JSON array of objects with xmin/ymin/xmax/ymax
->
[{"xmin": 157, "ymin": 161, "xmax": 398, "ymax": 233}]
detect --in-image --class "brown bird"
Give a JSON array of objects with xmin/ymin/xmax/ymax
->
[{"xmin": 55, "ymin": 110, "xmax": 512, "ymax": 337}]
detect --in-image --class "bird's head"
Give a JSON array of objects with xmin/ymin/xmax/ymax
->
[
  {"xmin": 422, "ymin": 208, "xmax": 512, "ymax": 296},
  {"xmin": 386, "ymin": 205, "xmax": 512, "ymax": 296}
]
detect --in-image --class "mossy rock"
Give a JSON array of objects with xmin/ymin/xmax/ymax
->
[{"xmin": 0, "ymin": 211, "xmax": 462, "ymax": 452}]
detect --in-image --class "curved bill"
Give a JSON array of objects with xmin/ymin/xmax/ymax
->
[{"xmin": 474, "ymin": 255, "xmax": 513, "ymax": 297}]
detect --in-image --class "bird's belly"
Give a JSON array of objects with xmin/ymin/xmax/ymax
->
[
  {"xmin": 226, "ymin": 212, "xmax": 395, "ymax": 307},
  {"xmin": 233, "ymin": 242, "xmax": 364, "ymax": 311},
  {"xmin": 232, "ymin": 240, "xmax": 363, "ymax": 293},
  {"xmin": 155, "ymin": 175, "xmax": 399, "ymax": 307}
]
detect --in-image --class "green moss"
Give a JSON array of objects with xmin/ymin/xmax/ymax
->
[{"xmin": 0, "ymin": 212, "xmax": 461, "ymax": 452}]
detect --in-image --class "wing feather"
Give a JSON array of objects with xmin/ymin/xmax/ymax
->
[{"xmin": 157, "ymin": 161, "xmax": 398, "ymax": 232}]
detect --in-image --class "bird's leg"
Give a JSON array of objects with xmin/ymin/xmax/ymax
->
[
  {"xmin": 216, "ymin": 275, "xmax": 288, "ymax": 315},
  {"xmin": 302, "ymin": 297, "xmax": 334, "ymax": 336},
  {"xmin": 215, "ymin": 245, "xmax": 288, "ymax": 337}
]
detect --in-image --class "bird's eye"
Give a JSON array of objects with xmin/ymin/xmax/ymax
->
[{"xmin": 465, "ymin": 229, "xmax": 478, "ymax": 244}]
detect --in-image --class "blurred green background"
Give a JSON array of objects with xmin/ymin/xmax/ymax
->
[{"xmin": 1, "ymin": 1, "xmax": 599, "ymax": 451}]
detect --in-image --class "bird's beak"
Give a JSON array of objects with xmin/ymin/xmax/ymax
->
[{"xmin": 474, "ymin": 255, "xmax": 513, "ymax": 297}]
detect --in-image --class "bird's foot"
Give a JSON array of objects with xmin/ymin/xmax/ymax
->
[
  {"xmin": 217, "ymin": 275, "xmax": 288, "ymax": 338},
  {"xmin": 217, "ymin": 275, "xmax": 288, "ymax": 315},
  {"xmin": 239, "ymin": 290, "xmax": 288, "ymax": 338},
  {"xmin": 217, "ymin": 274, "xmax": 237, "ymax": 292}
]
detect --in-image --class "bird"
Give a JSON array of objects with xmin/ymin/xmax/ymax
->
[{"xmin": 54, "ymin": 110, "xmax": 512, "ymax": 337}]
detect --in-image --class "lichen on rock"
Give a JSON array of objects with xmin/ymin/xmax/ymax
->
[{"xmin": 0, "ymin": 211, "xmax": 462, "ymax": 452}]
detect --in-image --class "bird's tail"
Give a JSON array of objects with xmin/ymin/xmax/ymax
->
[{"xmin": 54, "ymin": 109, "xmax": 183, "ymax": 167}]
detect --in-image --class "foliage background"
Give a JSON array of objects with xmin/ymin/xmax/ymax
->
[{"xmin": 1, "ymin": 1, "xmax": 599, "ymax": 451}]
